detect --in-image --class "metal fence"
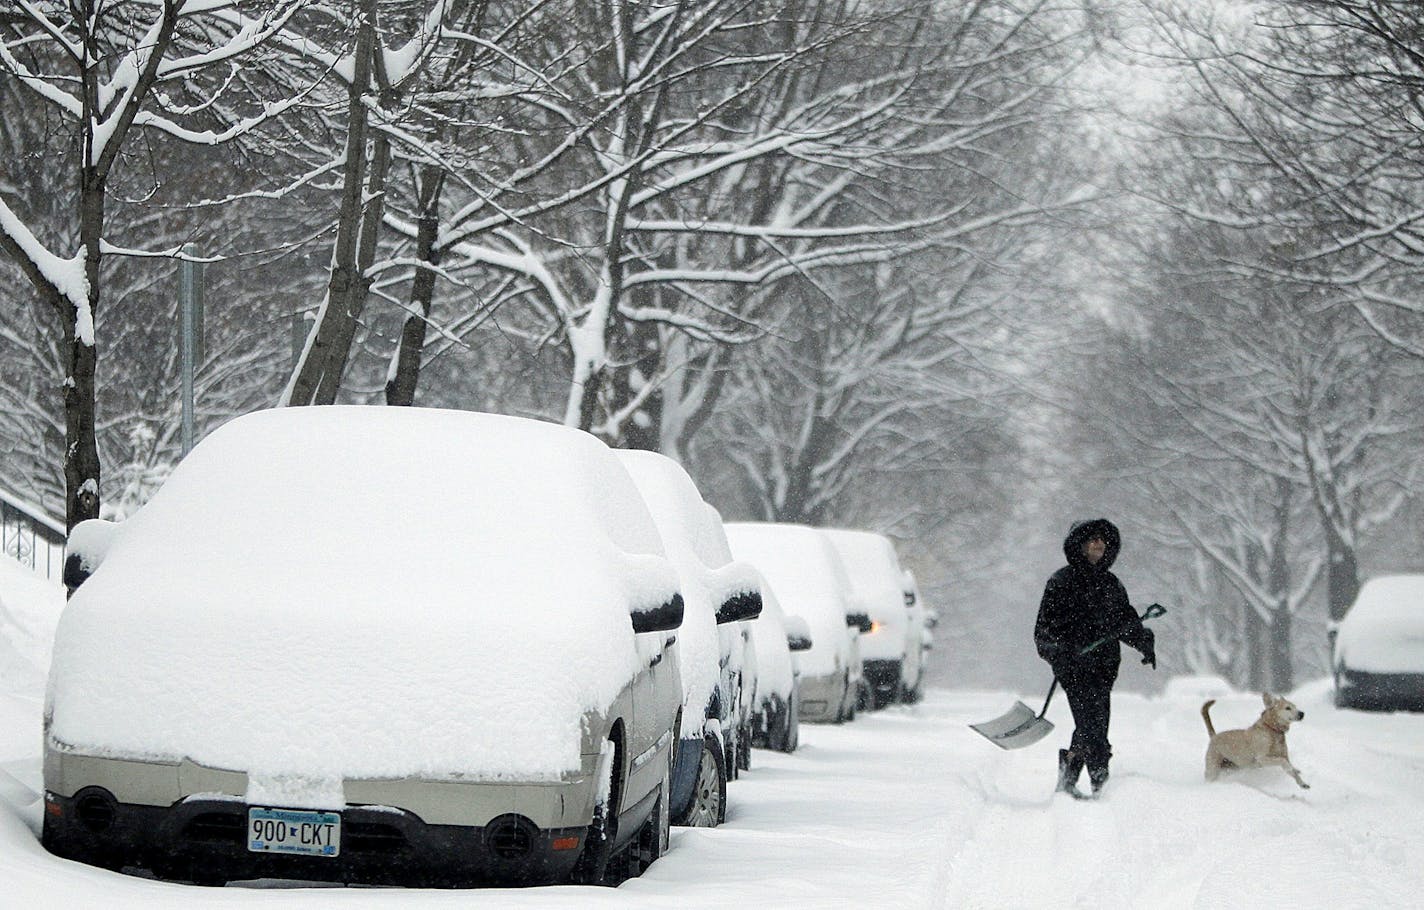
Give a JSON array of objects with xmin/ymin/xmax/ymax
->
[{"xmin": 0, "ymin": 486, "xmax": 65, "ymax": 581}]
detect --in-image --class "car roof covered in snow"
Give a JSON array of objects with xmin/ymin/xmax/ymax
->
[{"xmin": 49, "ymin": 406, "xmax": 679, "ymax": 783}]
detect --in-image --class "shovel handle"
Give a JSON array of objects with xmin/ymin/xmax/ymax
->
[
  {"xmin": 1079, "ymin": 603, "xmax": 1167, "ymax": 656},
  {"xmin": 1038, "ymin": 678, "xmax": 1059, "ymax": 718}
]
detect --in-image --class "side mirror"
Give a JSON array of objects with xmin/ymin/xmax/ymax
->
[
  {"xmin": 785, "ymin": 616, "xmax": 813, "ymax": 652},
  {"xmin": 64, "ymin": 518, "xmax": 119, "ymax": 595},
  {"xmin": 716, "ymin": 590, "xmax": 763, "ymax": 624},
  {"xmin": 845, "ymin": 611, "xmax": 872, "ymax": 633},
  {"xmin": 632, "ymin": 593, "xmax": 684, "ymax": 634},
  {"xmin": 903, "ymin": 590, "xmax": 916, "ymax": 607}
]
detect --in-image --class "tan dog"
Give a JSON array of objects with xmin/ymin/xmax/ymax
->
[{"xmin": 1201, "ymin": 693, "xmax": 1309, "ymax": 789}]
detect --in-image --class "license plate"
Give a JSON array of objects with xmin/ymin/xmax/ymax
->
[{"xmin": 247, "ymin": 807, "xmax": 341, "ymax": 857}]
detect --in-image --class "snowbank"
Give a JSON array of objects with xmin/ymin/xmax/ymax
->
[
  {"xmin": 47, "ymin": 407, "xmax": 679, "ymax": 783},
  {"xmin": 0, "ymin": 559, "xmax": 63, "ymax": 695}
]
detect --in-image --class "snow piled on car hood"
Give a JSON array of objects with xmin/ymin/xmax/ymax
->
[
  {"xmin": 725, "ymin": 523, "xmax": 854, "ymax": 678},
  {"xmin": 1335, "ymin": 574, "xmax": 1424, "ymax": 673},
  {"xmin": 47, "ymin": 407, "xmax": 679, "ymax": 784}
]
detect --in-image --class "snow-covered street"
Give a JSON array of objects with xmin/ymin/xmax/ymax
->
[{"xmin": 4, "ymin": 678, "xmax": 1422, "ymax": 908}]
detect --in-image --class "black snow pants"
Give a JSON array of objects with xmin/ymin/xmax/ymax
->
[{"xmin": 1057, "ymin": 660, "xmax": 1118, "ymax": 773}]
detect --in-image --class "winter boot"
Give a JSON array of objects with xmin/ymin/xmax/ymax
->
[
  {"xmin": 1088, "ymin": 765, "xmax": 1109, "ymax": 796},
  {"xmin": 1055, "ymin": 749, "xmax": 1084, "ymax": 796}
]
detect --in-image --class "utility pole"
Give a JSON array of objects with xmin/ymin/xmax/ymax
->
[{"xmin": 179, "ymin": 244, "xmax": 204, "ymax": 455}]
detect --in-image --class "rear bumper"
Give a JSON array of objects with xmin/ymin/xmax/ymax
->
[
  {"xmin": 861, "ymin": 659, "xmax": 902, "ymax": 703},
  {"xmin": 797, "ymin": 673, "xmax": 848, "ymax": 723},
  {"xmin": 42, "ymin": 789, "xmax": 587, "ymax": 886}
]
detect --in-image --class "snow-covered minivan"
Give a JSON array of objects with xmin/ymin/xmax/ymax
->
[
  {"xmin": 613, "ymin": 451, "xmax": 762, "ymax": 828},
  {"xmin": 821, "ymin": 528, "xmax": 922, "ymax": 710},
  {"xmin": 45, "ymin": 407, "xmax": 684, "ymax": 887},
  {"xmin": 725, "ymin": 523, "xmax": 870, "ymax": 724}
]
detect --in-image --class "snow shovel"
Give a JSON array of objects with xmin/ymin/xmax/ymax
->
[{"xmin": 969, "ymin": 603, "xmax": 1167, "ymax": 750}]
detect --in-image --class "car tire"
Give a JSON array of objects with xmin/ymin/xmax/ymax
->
[
  {"xmin": 737, "ymin": 720, "xmax": 752, "ymax": 771},
  {"xmin": 725, "ymin": 729, "xmax": 739, "ymax": 782},
  {"xmin": 678, "ymin": 733, "xmax": 726, "ymax": 827}
]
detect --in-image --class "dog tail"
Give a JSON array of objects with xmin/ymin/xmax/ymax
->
[{"xmin": 1201, "ymin": 699, "xmax": 1217, "ymax": 737}]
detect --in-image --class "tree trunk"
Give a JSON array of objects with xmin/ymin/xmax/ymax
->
[
  {"xmin": 385, "ymin": 170, "xmax": 445, "ymax": 407},
  {"xmin": 313, "ymin": 129, "xmax": 391, "ymax": 404},
  {"xmin": 1324, "ymin": 526, "xmax": 1360, "ymax": 622},
  {"xmin": 285, "ymin": 9, "xmax": 376, "ymax": 407},
  {"xmin": 609, "ymin": 311, "xmax": 664, "ymax": 451},
  {"xmin": 67, "ymin": 166, "xmax": 105, "ymax": 529},
  {"xmin": 1265, "ymin": 477, "xmax": 1294, "ymax": 691},
  {"xmin": 63, "ymin": 329, "xmax": 101, "ymax": 529},
  {"xmin": 1268, "ymin": 607, "xmax": 1293, "ymax": 693},
  {"xmin": 1243, "ymin": 603, "xmax": 1267, "ymax": 691}
]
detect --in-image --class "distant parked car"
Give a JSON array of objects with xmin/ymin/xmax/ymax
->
[
  {"xmin": 746, "ymin": 587, "xmax": 810, "ymax": 752},
  {"xmin": 1333, "ymin": 574, "xmax": 1424, "ymax": 711},
  {"xmin": 725, "ymin": 523, "xmax": 870, "ymax": 724},
  {"xmin": 47, "ymin": 407, "xmax": 685, "ymax": 887},
  {"xmin": 613, "ymin": 451, "xmax": 762, "ymax": 828},
  {"xmin": 821, "ymin": 529, "xmax": 922, "ymax": 710},
  {"xmin": 901, "ymin": 569, "xmax": 934, "ymax": 703}
]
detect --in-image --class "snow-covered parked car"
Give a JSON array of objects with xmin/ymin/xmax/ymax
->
[
  {"xmin": 821, "ymin": 528, "xmax": 923, "ymax": 710},
  {"xmin": 725, "ymin": 523, "xmax": 870, "ymax": 724},
  {"xmin": 1332, "ymin": 574, "xmax": 1424, "ymax": 711},
  {"xmin": 45, "ymin": 407, "xmax": 685, "ymax": 887},
  {"xmin": 745, "ymin": 585, "xmax": 810, "ymax": 752},
  {"xmin": 613, "ymin": 451, "xmax": 762, "ymax": 828},
  {"xmin": 901, "ymin": 568, "xmax": 932, "ymax": 703}
]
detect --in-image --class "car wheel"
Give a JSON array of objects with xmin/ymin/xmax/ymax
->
[
  {"xmin": 737, "ymin": 720, "xmax": 752, "ymax": 771},
  {"xmin": 570, "ymin": 740, "xmax": 619, "ymax": 885},
  {"xmin": 725, "ymin": 729, "xmax": 739, "ymax": 782},
  {"xmin": 680, "ymin": 734, "xmax": 726, "ymax": 827}
]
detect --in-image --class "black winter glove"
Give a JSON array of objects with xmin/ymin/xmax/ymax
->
[{"xmin": 1140, "ymin": 641, "xmax": 1156, "ymax": 669}]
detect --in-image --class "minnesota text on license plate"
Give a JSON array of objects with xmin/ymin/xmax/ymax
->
[{"xmin": 248, "ymin": 807, "xmax": 341, "ymax": 856}]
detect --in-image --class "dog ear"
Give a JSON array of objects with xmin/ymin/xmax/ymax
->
[{"xmin": 1262, "ymin": 692, "xmax": 1274, "ymax": 705}]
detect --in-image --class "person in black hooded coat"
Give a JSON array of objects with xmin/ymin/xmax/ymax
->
[{"xmin": 1034, "ymin": 518, "xmax": 1155, "ymax": 796}]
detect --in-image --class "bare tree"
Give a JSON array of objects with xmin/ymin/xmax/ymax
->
[{"xmin": 1, "ymin": 0, "xmax": 307, "ymax": 526}]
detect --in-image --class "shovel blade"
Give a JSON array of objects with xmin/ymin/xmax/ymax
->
[{"xmin": 969, "ymin": 701, "xmax": 1055, "ymax": 750}]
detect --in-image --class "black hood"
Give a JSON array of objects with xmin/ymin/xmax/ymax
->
[{"xmin": 1063, "ymin": 518, "xmax": 1120, "ymax": 571}]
